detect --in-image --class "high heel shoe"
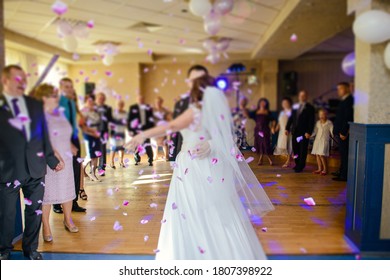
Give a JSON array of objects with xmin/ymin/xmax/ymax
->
[
  {"xmin": 110, "ymin": 164, "xmax": 116, "ymax": 169},
  {"xmin": 321, "ymin": 171, "xmax": 327, "ymax": 176},
  {"xmin": 79, "ymin": 189, "xmax": 88, "ymax": 200},
  {"xmin": 43, "ymin": 234, "xmax": 53, "ymax": 242},
  {"xmin": 63, "ymin": 221, "xmax": 79, "ymax": 233}
]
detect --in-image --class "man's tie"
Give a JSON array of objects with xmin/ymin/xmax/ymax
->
[{"xmin": 11, "ymin": 98, "xmax": 27, "ymax": 139}]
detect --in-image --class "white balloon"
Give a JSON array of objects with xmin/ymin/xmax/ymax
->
[
  {"xmin": 384, "ymin": 42, "xmax": 390, "ymax": 70},
  {"xmin": 216, "ymin": 38, "xmax": 231, "ymax": 52},
  {"xmin": 202, "ymin": 39, "xmax": 217, "ymax": 52},
  {"xmin": 214, "ymin": 0, "xmax": 234, "ymax": 15},
  {"xmin": 353, "ymin": 10, "xmax": 390, "ymax": 44},
  {"xmin": 204, "ymin": 11, "xmax": 222, "ymax": 36},
  {"xmin": 57, "ymin": 20, "xmax": 73, "ymax": 37},
  {"xmin": 73, "ymin": 23, "xmax": 89, "ymax": 39},
  {"xmin": 206, "ymin": 52, "xmax": 221, "ymax": 64},
  {"xmin": 63, "ymin": 35, "xmax": 78, "ymax": 52},
  {"xmin": 103, "ymin": 55, "xmax": 114, "ymax": 66},
  {"xmin": 189, "ymin": 0, "xmax": 212, "ymax": 17}
]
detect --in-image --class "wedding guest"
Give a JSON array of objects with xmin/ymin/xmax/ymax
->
[
  {"xmin": 285, "ymin": 90, "xmax": 315, "ymax": 173},
  {"xmin": 152, "ymin": 96, "xmax": 172, "ymax": 160},
  {"xmin": 273, "ymin": 97, "xmax": 293, "ymax": 167},
  {"xmin": 127, "ymin": 95, "xmax": 155, "ymax": 166},
  {"xmin": 96, "ymin": 93, "xmax": 113, "ymax": 174},
  {"xmin": 246, "ymin": 98, "xmax": 274, "ymax": 166},
  {"xmin": 311, "ymin": 109, "xmax": 334, "ymax": 176},
  {"xmin": 81, "ymin": 94, "xmax": 102, "ymax": 181},
  {"xmin": 233, "ymin": 97, "xmax": 249, "ymax": 149},
  {"xmin": 33, "ymin": 84, "xmax": 79, "ymax": 242},
  {"xmin": 168, "ymin": 65, "xmax": 209, "ymax": 161},
  {"xmin": 110, "ymin": 99, "xmax": 127, "ymax": 168},
  {"xmin": 0, "ymin": 65, "xmax": 63, "ymax": 260},
  {"xmin": 56, "ymin": 78, "xmax": 86, "ymax": 213},
  {"xmin": 332, "ymin": 82, "xmax": 354, "ymax": 182}
]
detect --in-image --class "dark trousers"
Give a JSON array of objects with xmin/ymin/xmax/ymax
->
[
  {"xmin": 292, "ymin": 133, "xmax": 309, "ymax": 171},
  {"xmin": 0, "ymin": 177, "xmax": 44, "ymax": 254},
  {"xmin": 99, "ymin": 140, "xmax": 107, "ymax": 170},
  {"xmin": 338, "ymin": 135, "xmax": 349, "ymax": 179},
  {"xmin": 168, "ymin": 132, "xmax": 183, "ymax": 161},
  {"xmin": 134, "ymin": 138, "xmax": 153, "ymax": 164},
  {"xmin": 71, "ymin": 137, "xmax": 81, "ymax": 202}
]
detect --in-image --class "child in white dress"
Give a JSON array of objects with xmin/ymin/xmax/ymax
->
[{"xmin": 311, "ymin": 109, "xmax": 333, "ymax": 175}]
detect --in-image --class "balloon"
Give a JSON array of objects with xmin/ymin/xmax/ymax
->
[
  {"xmin": 204, "ymin": 11, "xmax": 222, "ymax": 36},
  {"xmin": 102, "ymin": 55, "xmax": 114, "ymax": 66},
  {"xmin": 202, "ymin": 39, "xmax": 217, "ymax": 52},
  {"xmin": 63, "ymin": 35, "xmax": 78, "ymax": 52},
  {"xmin": 206, "ymin": 52, "xmax": 221, "ymax": 64},
  {"xmin": 216, "ymin": 38, "xmax": 231, "ymax": 52},
  {"xmin": 384, "ymin": 42, "xmax": 390, "ymax": 70},
  {"xmin": 73, "ymin": 23, "xmax": 89, "ymax": 39},
  {"xmin": 353, "ymin": 10, "xmax": 390, "ymax": 44},
  {"xmin": 57, "ymin": 19, "xmax": 73, "ymax": 37},
  {"xmin": 341, "ymin": 52, "xmax": 355, "ymax": 77},
  {"xmin": 214, "ymin": 0, "xmax": 234, "ymax": 15},
  {"xmin": 189, "ymin": 0, "xmax": 212, "ymax": 17}
]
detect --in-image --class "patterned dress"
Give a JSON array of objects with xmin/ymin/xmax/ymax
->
[{"xmin": 43, "ymin": 112, "xmax": 76, "ymax": 205}]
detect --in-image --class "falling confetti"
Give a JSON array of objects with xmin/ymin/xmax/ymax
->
[
  {"xmin": 207, "ymin": 176, "xmax": 213, "ymax": 183},
  {"xmin": 98, "ymin": 169, "xmax": 105, "ymax": 176},
  {"xmin": 153, "ymin": 249, "xmax": 160, "ymax": 254},
  {"xmin": 144, "ymin": 235, "xmax": 149, "ymax": 242},
  {"xmin": 276, "ymin": 174, "xmax": 282, "ymax": 178},
  {"xmin": 172, "ymin": 202, "xmax": 178, "ymax": 210},
  {"xmin": 161, "ymin": 219, "xmax": 167, "ymax": 224},
  {"xmin": 35, "ymin": 210, "xmax": 43, "ymax": 215},
  {"xmin": 87, "ymin": 20, "xmax": 94, "ymax": 28},
  {"xmin": 24, "ymin": 198, "xmax": 32, "ymax": 206},
  {"xmin": 251, "ymin": 147, "xmax": 257, "ymax": 152},
  {"xmin": 95, "ymin": 151, "xmax": 102, "ymax": 157},
  {"xmin": 211, "ymin": 158, "xmax": 218, "ymax": 165},
  {"xmin": 245, "ymin": 157, "xmax": 254, "ymax": 163},
  {"xmin": 258, "ymin": 131, "xmax": 264, "ymax": 138},
  {"xmin": 293, "ymin": 154, "xmax": 299, "ymax": 159},
  {"xmin": 51, "ymin": 0, "xmax": 68, "ymax": 16},
  {"xmin": 76, "ymin": 157, "xmax": 84, "ymax": 163},
  {"xmin": 296, "ymin": 136, "xmax": 303, "ymax": 143},
  {"xmin": 140, "ymin": 219, "xmax": 149, "ymax": 224},
  {"xmin": 198, "ymin": 246, "xmax": 206, "ymax": 254},
  {"xmin": 150, "ymin": 203, "xmax": 158, "ymax": 209},
  {"xmin": 304, "ymin": 197, "xmax": 316, "ymax": 206},
  {"xmin": 184, "ymin": 168, "xmax": 189, "ymax": 175},
  {"xmin": 123, "ymin": 200, "xmax": 129, "ymax": 206},
  {"xmin": 113, "ymin": 221, "xmax": 123, "ymax": 231},
  {"xmin": 106, "ymin": 188, "xmax": 114, "ymax": 196},
  {"xmin": 290, "ymin": 33, "xmax": 298, "ymax": 42},
  {"xmin": 90, "ymin": 216, "xmax": 96, "ymax": 221},
  {"xmin": 36, "ymin": 152, "xmax": 44, "ymax": 158},
  {"xmin": 261, "ymin": 227, "xmax": 268, "ymax": 232}
]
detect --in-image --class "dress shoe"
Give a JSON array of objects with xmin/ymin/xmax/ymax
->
[
  {"xmin": 331, "ymin": 171, "xmax": 341, "ymax": 177},
  {"xmin": 149, "ymin": 162, "xmax": 153, "ymax": 167},
  {"xmin": 53, "ymin": 205, "xmax": 63, "ymax": 214},
  {"xmin": 135, "ymin": 162, "xmax": 139, "ymax": 166},
  {"xmin": 0, "ymin": 252, "xmax": 11, "ymax": 260},
  {"xmin": 294, "ymin": 168, "xmax": 303, "ymax": 173},
  {"xmin": 63, "ymin": 221, "xmax": 79, "ymax": 233},
  {"xmin": 332, "ymin": 177, "xmax": 347, "ymax": 182},
  {"xmin": 23, "ymin": 251, "xmax": 43, "ymax": 260},
  {"xmin": 72, "ymin": 203, "xmax": 86, "ymax": 212}
]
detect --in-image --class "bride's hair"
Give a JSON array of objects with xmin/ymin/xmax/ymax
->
[{"xmin": 190, "ymin": 75, "xmax": 215, "ymax": 106}]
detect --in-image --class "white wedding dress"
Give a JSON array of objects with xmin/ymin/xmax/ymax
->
[{"xmin": 155, "ymin": 87, "xmax": 274, "ymax": 260}]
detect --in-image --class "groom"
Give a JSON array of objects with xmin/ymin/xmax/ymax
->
[
  {"xmin": 0, "ymin": 65, "xmax": 64, "ymax": 260},
  {"xmin": 168, "ymin": 65, "xmax": 209, "ymax": 161}
]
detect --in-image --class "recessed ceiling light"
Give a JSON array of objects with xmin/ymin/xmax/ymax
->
[{"xmin": 182, "ymin": 9, "xmax": 188, "ymax": 13}]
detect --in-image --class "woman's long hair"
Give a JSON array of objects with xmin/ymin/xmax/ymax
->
[
  {"xmin": 190, "ymin": 75, "xmax": 215, "ymax": 105},
  {"xmin": 257, "ymin": 98, "xmax": 270, "ymax": 111}
]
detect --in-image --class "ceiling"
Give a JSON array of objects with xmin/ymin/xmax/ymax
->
[{"xmin": 4, "ymin": 0, "xmax": 288, "ymax": 56}]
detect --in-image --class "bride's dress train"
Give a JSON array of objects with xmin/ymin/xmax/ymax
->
[{"xmin": 156, "ymin": 87, "xmax": 274, "ymax": 260}]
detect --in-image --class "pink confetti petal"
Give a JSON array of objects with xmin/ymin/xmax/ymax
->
[
  {"xmin": 161, "ymin": 219, "xmax": 166, "ymax": 224},
  {"xmin": 207, "ymin": 176, "xmax": 213, "ymax": 183},
  {"xmin": 245, "ymin": 156, "xmax": 254, "ymax": 163},
  {"xmin": 198, "ymin": 246, "xmax": 206, "ymax": 254},
  {"xmin": 138, "ymin": 169, "xmax": 144, "ymax": 175},
  {"xmin": 24, "ymin": 198, "xmax": 32, "ymax": 206},
  {"xmin": 113, "ymin": 221, "xmax": 123, "ymax": 231},
  {"xmin": 184, "ymin": 168, "xmax": 189, "ymax": 175},
  {"xmin": 51, "ymin": 0, "xmax": 68, "ymax": 16},
  {"xmin": 304, "ymin": 197, "xmax": 316, "ymax": 206},
  {"xmin": 261, "ymin": 227, "xmax": 268, "ymax": 232},
  {"xmin": 150, "ymin": 203, "xmax": 158, "ymax": 208},
  {"xmin": 258, "ymin": 131, "xmax": 264, "ymax": 138},
  {"xmin": 293, "ymin": 154, "xmax": 299, "ymax": 159},
  {"xmin": 36, "ymin": 152, "xmax": 44, "ymax": 158},
  {"xmin": 90, "ymin": 216, "xmax": 96, "ymax": 221},
  {"xmin": 251, "ymin": 147, "xmax": 257, "ymax": 152},
  {"xmin": 106, "ymin": 188, "xmax": 114, "ymax": 196},
  {"xmin": 122, "ymin": 200, "xmax": 129, "ymax": 206},
  {"xmin": 35, "ymin": 210, "xmax": 43, "ymax": 215},
  {"xmin": 6, "ymin": 182, "xmax": 12, "ymax": 187},
  {"xmin": 276, "ymin": 174, "xmax": 282, "ymax": 177},
  {"xmin": 12, "ymin": 180, "xmax": 21, "ymax": 187},
  {"xmin": 172, "ymin": 202, "xmax": 178, "ymax": 210},
  {"xmin": 144, "ymin": 235, "xmax": 149, "ymax": 242},
  {"xmin": 290, "ymin": 33, "xmax": 298, "ymax": 42},
  {"xmin": 296, "ymin": 136, "xmax": 303, "ymax": 143},
  {"xmin": 95, "ymin": 151, "xmax": 102, "ymax": 157},
  {"xmin": 98, "ymin": 169, "xmax": 105, "ymax": 176},
  {"xmin": 211, "ymin": 158, "xmax": 218, "ymax": 165},
  {"xmin": 37, "ymin": 200, "xmax": 43, "ymax": 204},
  {"xmin": 140, "ymin": 219, "xmax": 149, "ymax": 224},
  {"xmin": 105, "ymin": 71, "xmax": 113, "ymax": 77},
  {"xmin": 87, "ymin": 20, "xmax": 94, "ymax": 29},
  {"xmin": 137, "ymin": 145, "xmax": 146, "ymax": 156},
  {"xmin": 77, "ymin": 157, "xmax": 84, "ymax": 163},
  {"xmin": 153, "ymin": 249, "xmax": 160, "ymax": 254}
]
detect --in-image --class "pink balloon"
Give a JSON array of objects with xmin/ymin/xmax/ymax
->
[
  {"xmin": 204, "ymin": 10, "xmax": 222, "ymax": 36},
  {"xmin": 214, "ymin": 0, "xmax": 234, "ymax": 15}
]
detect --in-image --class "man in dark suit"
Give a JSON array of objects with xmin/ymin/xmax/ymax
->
[
  {"xmin": 127, "ymin": 95, "xmax": 154, "ymax": 166},
  {"xmin": 96, "ymin": 92, "xmax": 113, "ymax": 174},
  {"xmin": 286, "ymin": 90, "xmax": 315, "ymax": 173},
  {"xmin": 332, "ymin": 82, "xmax": 354, "ymax": 182},
  {"xmin": 0, "ymin": 65, "xmax": 63, "ymax": 260},
  {"xmin": 168, "ymin": 65, "xmax": 209, "ymax": 161}
]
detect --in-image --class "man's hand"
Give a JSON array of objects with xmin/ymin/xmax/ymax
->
[
  {"xmin": 285, "ymin": 130, "xmax": 289, "ymax": 136},
  {"xmin": 192, "ymin": 141, "xmax": 212, "ymax": 159},
  {"xmin": 340, "ymin": 133, "xmax": 347, "ymax": 141},
  {"xmin": 54, "ymin": 160, "xmax": 65, "ymax": 172},
  {"xmin": 304, "ymin": 133, "xmax": 311, "ymax": 139},
  {"xmin": 124, "ymin": 133, "xmax": 145, "ymax": 152},
  {"xmin": 70, "ymin": 144, "xmax": 78, "ymax": 156}
]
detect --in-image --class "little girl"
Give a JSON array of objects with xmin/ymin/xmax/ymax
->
[{"xmin": 311, "ymin": 109, "xmax": 334, "ymax": 175}]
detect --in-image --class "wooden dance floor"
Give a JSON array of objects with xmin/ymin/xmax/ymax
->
[{"xmin": 14, "ymin": 153, "xmax": 357, "ymax": 256}]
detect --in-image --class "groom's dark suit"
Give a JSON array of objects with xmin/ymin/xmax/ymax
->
[{"xmin": 0, "ymin": 93, "xmax": 59, "ymax": 256}]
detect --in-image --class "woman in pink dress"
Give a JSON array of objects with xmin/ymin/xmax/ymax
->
[{"xmin": 33, "ymin": 84, "xmax": 79, "ymax": 242}]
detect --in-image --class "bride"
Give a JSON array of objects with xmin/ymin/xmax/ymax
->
[{"xmin": 125, "ymin": 75, "xmax": 274, "ymax": 260}]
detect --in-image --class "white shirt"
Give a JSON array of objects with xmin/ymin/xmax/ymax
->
[
  {"xmin": 3, "ymin": 92, "xmax": 31, "ymax": 141},
  {"xmin": 139, "ymin": 104, "xmax": 147, "ymax": 126},
  {"xmin": 342, "ymin": 93, "xmax": 351, "ymax": 101}
]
